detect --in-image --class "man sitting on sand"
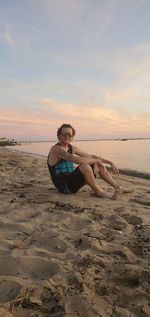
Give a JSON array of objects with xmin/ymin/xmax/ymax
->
[{"xmin": 47, "ymin": 123, "xmax": 132, "ymax": 199}]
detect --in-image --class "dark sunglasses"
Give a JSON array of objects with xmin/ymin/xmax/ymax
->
[{"xmin": 61, "ymin": 132, "xmax": 73, "ymax": 138}]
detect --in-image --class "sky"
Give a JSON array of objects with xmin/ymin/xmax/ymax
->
[{"xmin": 0, "ymin": 0, "xmax": 150, "ymax": 141}]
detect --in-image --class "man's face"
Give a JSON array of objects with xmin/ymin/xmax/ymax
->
[{"xmin": 59, "ymin": 127, "xmax": 74, "ymax": 144}]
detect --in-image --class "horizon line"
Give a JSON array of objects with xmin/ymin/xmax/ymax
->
[{"xmin": 16, "ymin": 137, "xmax": 150, "ymax": 143}]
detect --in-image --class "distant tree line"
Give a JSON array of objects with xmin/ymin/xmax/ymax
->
[{"xmin": 0, "ymin": 137, "xmax": 17, "ymax": 146}]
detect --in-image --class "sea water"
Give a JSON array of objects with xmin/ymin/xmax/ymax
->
[{"xmin": 10, "ymin": 139, "xmax": 150, "ymax": 174}]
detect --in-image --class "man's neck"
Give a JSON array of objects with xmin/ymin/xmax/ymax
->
[{"xmin": 58, "ymin": 141, "xmax": 70, "ymax": 149}]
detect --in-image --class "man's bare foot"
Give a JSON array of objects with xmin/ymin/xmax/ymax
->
[
  {"xmin": 94, "ymin": 191, "xmax": 118, "ymax": 200},
  {"xmin": 101, "ymin": 191, "xmax": 118, "ymax": 200},
  {"xmin": 116, "ymin": 186, "xmax": 134, "ymax": 194}
]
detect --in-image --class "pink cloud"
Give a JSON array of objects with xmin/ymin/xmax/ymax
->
[{"xmin": 0, "ymin": 99, "xmax": 149, "ymax": 140}]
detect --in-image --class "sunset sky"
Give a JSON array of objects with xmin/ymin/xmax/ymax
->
[{"xmin": 0, "ymin": 0, "xmax": 150, "ymax": 140}]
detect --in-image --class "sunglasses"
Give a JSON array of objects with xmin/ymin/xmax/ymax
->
[{"xmin": 61, "ymin": 132, "xmax": 73, "ymax": 138}]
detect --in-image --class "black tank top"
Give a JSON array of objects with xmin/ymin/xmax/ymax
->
[{"xmin": 47, "ymin": 144, "xmax": 74, "ymax": 193}]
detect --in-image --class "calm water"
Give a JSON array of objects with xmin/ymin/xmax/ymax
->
[{"xmin": 10, "ymin": 139, "xmax": 150, "ymax": 174}]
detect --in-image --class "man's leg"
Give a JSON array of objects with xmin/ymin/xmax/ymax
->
[
  {"xmin": 94, "ymin": 163, "xmax": 119, "ymax": 190},
  {"xmin": 94, "ymin": 163, "xmax": 133, "ymax": 194},
  {"xmin": 79, "ymin": 163, "xmax": 117, "ymax": 199}
]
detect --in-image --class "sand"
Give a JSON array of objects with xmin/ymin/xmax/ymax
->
[{"xmin": 0, "ymin": 147, "xmax": 149, "ymax": 317}]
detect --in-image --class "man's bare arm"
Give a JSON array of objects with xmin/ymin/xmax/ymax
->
[
  {"xmin": 73, "ymin": 146, "xmax": 110, "ymax": 164},
  {"xmin": 91, "ymin": 154, "xmax": 119, "ymax": 174},
  {"xmin": 56, "ymin": 146, "xmax": 100, "ymax": 165},
  {"xmin": 73, "ymin": 146, "xmax": 119, "ymax": 174}
]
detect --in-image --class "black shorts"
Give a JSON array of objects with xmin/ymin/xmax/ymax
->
[{"xmin": 66, "ymin": 164, "xmax": 95, "ymax": 193}]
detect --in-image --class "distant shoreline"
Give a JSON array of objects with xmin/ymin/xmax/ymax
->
[{"xmin": 14, "ymin": 137, "xmax": 150, "ymax": 143}]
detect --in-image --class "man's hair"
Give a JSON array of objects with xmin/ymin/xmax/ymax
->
[{"xmin": 57, "ymin": 123, "xmax": 76, "ymax": 138}]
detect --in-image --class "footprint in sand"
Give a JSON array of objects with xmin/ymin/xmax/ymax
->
[
  {"xmin": 0, "ymin": 279, "xmax": 22, "ymax": 303},
  {"xmin": 119, "ymin": 290, "xmax": 150, "ymax": 316},
  {"xmin": 0, "ymin": 256, "xmax": 20, "ymax": 276},
  {"xmin": 107, "ymin": 263, "xmax": 144, "ymax": 288},
  {"xmin": 123, "ymin": 214, "xmax": 143, "ymax": 225},
  {"xmin": 0, "ymin": 255, "xmax": 60, "ymax": 279},
  {"xmin": 31, "ymin": 231, "xmax": 67, "ymax": 253},
  {"xmin": 107, "ymin": 214, "xmax": 128, "ymax": 230},
  {"xmin": 65, "ymin": 295, "xmax": 112, "ymax": 317},
  {"xmin": 20, "ymin": 256, "xmax": 59, "ymax": 279}
]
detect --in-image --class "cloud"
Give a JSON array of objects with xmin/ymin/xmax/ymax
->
[
  {"xmin": 3, "ymin": 31, "xmax": 15, "ymax": 47},
  {"xmin": 0, "ymin": 96, "xmax": 149, "ymax": 140},
  {"xmin": 111, "ymin": 44, "xmax": 150, "ymax": 82},
  {"xmin": 33, "ymin": 98, "xmax": 150, "ymax": 136},
  {"xmin": 34, "ymin": 0, "xmax": 116, "ymax": 50}
]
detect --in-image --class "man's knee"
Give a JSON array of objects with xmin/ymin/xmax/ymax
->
[{"xmin": 79, "ymin": 163, "xmax": 93, "ymax": 175}]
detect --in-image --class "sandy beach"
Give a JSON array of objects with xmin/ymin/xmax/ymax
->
[{"xmin": 0, "ymin": 147, "xmax": 150, "ymax": 317}]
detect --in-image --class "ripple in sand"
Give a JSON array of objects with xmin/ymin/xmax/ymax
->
[
  {"xmin": 0, "ymin": 249, "xmax": 11, "ymax": 256},
  {"xmin": 0, "ymin": 222, "xmax": 26, "ymax": 240},
  {"xmin": 0, "ymin": 202, "xmax": 13, "ymax": 215},
  {"xmin": 0, "ymin": 240, "xmax": 14, "ymax": 250},
  {"xmin": 0, "ymin": 279, "xmax": 22, "ymax": 303},
  {"xmin": 20, "ymin": 256, "xmax": 59, "ymax": 279},
  {"xmin": 0, "ymin": 230, "xmax": 26, "ymax": 240}
]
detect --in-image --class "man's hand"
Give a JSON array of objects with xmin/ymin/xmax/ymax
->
[
  {"xmin": 97, "ymin": 160, "xmax": 107, "ymax": 172},
  {"xmin": 111, "ymin": 163, "xmax": 119, "ymax": 174}
]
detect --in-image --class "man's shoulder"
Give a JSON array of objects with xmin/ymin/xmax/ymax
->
[
  {"xmin": 51, "ymin": 143, "xmax": 60, "ymax": 152},
  {"xmin": 51, "ymin": 144, "xmax": 66, "ymax": 154}
]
